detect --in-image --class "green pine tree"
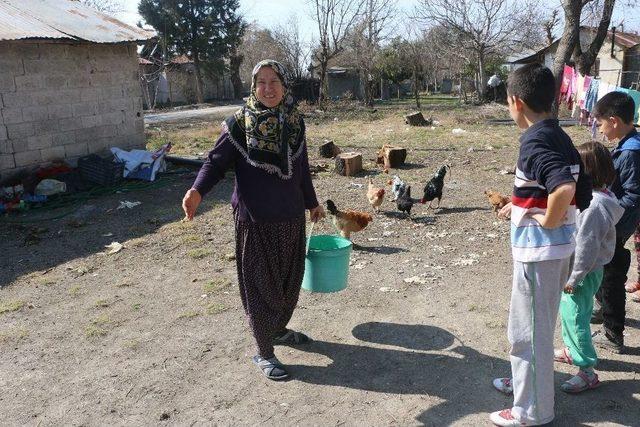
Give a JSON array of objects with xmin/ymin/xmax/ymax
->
[{"xmin": 139, "ymin": 0, "xmax": 246, "ymax": 103}]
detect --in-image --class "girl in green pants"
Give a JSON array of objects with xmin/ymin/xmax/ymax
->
[{"xmin": 555, "ymin": 142, "xmax": 624, "ymax": 393}]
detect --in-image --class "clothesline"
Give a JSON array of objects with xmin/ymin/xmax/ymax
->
[{"xmin": 559, "ymin": 64, "xmax": 640, "ymax": 129}]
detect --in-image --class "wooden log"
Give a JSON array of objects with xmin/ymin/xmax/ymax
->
[
  {"xmin": 376, "ymin": 145, "xmax": 407, "ymax": 169},
  {"xmin": 404, "ymin": 111, "xmax": 432, "ymax": 126},
  {"xmin": 319, "ymin": 140, "xmax": 341, "ymax": 158},
  {"xmin": 335, "ymin": 152, "xmax": 363, "ymax": 176}
]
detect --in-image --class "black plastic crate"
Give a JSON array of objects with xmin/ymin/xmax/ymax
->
[{"xmin": 77, "ymin": 154, "xmax": 124, "ymax": 186}]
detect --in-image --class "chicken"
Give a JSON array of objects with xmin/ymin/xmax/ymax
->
[
  {"xmin": 366, "ymin": 177, "xmax": 385, "ymax": 213},
  {"xmin": 396, "ymin": 185, "xmax": 416, "ymax": 217},
  {"xmin": 421, "ymin": 165, "xmax": 450, "ymax": 208},
  {"xmin": 326, "ymin": 199, "xmax": 373, "ymax": 240},
  {"xmin": 388, "ymin": 175, "xmax": 406, "ymax": 201},
  {"xmin": 484, "ymin": 190, "xmax": 511, "ymax": 215}
]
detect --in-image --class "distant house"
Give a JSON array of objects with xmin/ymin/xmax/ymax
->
[
  {"xmin": 139, "ymin": 54, "xmax": 234, "ymax": 108},
  {"xmin": 0, "ymin": 0, "xmax": 155, "ymax": 180},
  {"xmin": 506, "ymin": 27, "xmax": 640, "ymax": 88}
]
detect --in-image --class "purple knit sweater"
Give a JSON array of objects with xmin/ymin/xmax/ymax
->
[{"xmin": 192, "ymin": 131, "xmax": 319, "ymax": 222}]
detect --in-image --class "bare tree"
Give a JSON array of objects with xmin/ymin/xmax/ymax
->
[
  {"xmin": 349, "ymin": 0, "xmax": 397, "ymax": 106},
  {"xmin": 543, "ymin": 9, "xmax": 561, "ymax": 46},
  {"xmin": 238, "ymin": 24, "xmax": 289, "ymax": 88},
  {"xmin": 415, "ymin": 0, "xmax": 541, "ymax": 100},
  {"xmin": 80, "ymin": 0, "xmax": 124, "ymax": 14},
  {"xmin": 551, "ymin": 0, "xmax": 616, "ymax": 115},
  {"xmin": 272, "ymin": 15, "xmax": 310, "ymax": 80},
  {"xmin": 309, "ymin": 0, "xmax": 366, "ymax": 106}
]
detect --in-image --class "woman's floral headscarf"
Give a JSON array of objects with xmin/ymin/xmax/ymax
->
[{"xmin": 224, "ymin": 60, "xmax": 304, "ymax": 179}]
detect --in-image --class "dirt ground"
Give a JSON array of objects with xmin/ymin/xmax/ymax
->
[{"xmin": 1, "ymin": 101, "xmax": 639, "ymax": 426}]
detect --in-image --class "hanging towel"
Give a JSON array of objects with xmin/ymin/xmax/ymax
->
[
  {"xmin": 572, "ymin": 73, "xmax": 586, "ymax": 117},
  {"xmin": 584, "ymin": 78, "xmax": 600, "ymax": 112},
  {"xmin": 597, "ymin": 81, "xmax": 615, "ymax": 101},
  {"xmin": 560, "ymin": 65, "xmax": 575, "ymax": 109}
]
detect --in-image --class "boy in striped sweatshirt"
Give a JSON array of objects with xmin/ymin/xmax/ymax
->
[{"xmin": 489, "ymin": 63, "xmax": 592, "ymax": 427}]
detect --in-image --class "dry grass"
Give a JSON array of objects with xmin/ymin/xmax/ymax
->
[
  {"xmin": 0, "ymin": 300, "xmax": 25, "ymax": 315},
  {"xmin": 205, "ymin": 302, "xmax": 227, "ymax": 315},
  {"xmin": 85, "ymin": 314, "xmax": 111, "ymax": 338},
  {"xmin": 187, "ymin": 248, "xmax": 213, "ymax": 260},
  {"xmin": 178, "ymin": 310, "xmax": 200, "ymax": 319},
  {"xmin": 203, "ymin": 278, "xmax": 230, "ymax": 294}
]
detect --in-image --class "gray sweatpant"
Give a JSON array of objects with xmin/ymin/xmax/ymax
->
[{"xmin": 508, "ymin": 258, "xmax": 572, "ymax": 425}]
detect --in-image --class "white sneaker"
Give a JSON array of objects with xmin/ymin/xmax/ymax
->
[{"xmin": 489, "ymin": 409, "xmax": 526, "ymax": 426}]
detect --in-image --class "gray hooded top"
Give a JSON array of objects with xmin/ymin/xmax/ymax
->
[{"xmin": 567, "ymin": 189, "xmax": 624, "ymax": 287}]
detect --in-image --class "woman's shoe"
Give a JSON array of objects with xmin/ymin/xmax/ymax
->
[{"xmin": 252, "ymin": 355, "xmax": 289, "ymax": 380}]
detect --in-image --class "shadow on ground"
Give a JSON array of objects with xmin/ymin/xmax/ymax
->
[
  {"xmin": 289, "ymin": 321, "xmax": 640, "ymax": 426},
  {"xmin": 352, "ymin": 244, "xmax": 408, "ymax": 255},
  {"xmin": 434, "ymin": 206, "xmax": 490, "ymax": 215},
  {"xmin": 0, "ymin": 171, "xmax": 232, "ymax": 287}
]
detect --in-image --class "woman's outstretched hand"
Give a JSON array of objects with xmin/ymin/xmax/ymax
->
[
  {"xmin": 182, "ymin": 188, "xmax": 202, "ymax": 221},
  {"xmin": 309, "ymin": 205, "xmax": 325, "ymax": 223}
]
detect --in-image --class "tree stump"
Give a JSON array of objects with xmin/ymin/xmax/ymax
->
[
  {"xmin": 376, "ymin": 145, "xmax": 407, "ymax": 169},
  {"xmin": 404, "ymin": 111, "xmax": 432, "ymax": 126},
  {"xmin": 319, "ymin": 140, "xmax": 341, "ymax": 158},
  {"xmin": 335, "ymin": 152, "xmax": 363, "ymax": 176}
]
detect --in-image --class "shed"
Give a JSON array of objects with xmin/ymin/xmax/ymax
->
[
  {"xmin": 327, "ymin": 67, "xmax": 364, "ymax": 100},
  {"xmin": 0, "ymin": 0, "xmax": 155, "ymax": 181}
]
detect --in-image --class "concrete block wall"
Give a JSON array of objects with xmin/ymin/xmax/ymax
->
[{"xmin": 0, "ymin": 40, "xmax": 145, "ymax": 180}]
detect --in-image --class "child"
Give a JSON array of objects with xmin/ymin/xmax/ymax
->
[
  {"xmin": 591, "ymin": 92, "xmax": 640, "ymax": 353},
  {"xmin": 554, "ymin": 142, "xmax": 622, "ymax": 393},
  {"xmin": 491, "ymin": 63, "xmax": 592, "ymax": 427}
]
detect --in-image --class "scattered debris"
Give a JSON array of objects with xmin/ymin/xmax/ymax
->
[
  {"xmin": 117, "ymin": 201, "xmax": 141, "ymax": 210},
  {"xmin": 309, "ymin": 162, "xmax": 330, "ymax": 174},
  {"xmin": 498, "ymin": 165, "xmax": 516, "ymax": 175},
  {"xmin": 35, "ymin": 179, "xmax": 66, "ymax": 196},
  {"xmin": 104, "ymin": 242, "xmax": 124, "ymax": 255},
  {"xmin": 452, "ymin": 128, "xmax": 467, "ymax": 134},
  {"xmin": 403, "ymin": 276, "xmax": 429, "ymax": 285},
  {"xmin": 349, "ymin": 182, "xmax": 365, "ymax": 189},
  {"xmin": 379, "ymin": 287, "xmax": 399, "ymax": 292}
]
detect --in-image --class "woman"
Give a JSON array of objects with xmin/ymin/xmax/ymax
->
[{"xmin": 182, "ymin": 60, "xmax": 325, "ymax": 380}]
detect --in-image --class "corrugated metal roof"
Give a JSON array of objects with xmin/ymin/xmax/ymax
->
[{"xmin": 0, "ymin": 0, "xmax": 155, "ymax": 43}]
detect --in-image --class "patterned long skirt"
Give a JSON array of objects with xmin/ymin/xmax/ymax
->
[{"xmin": 234, "ymin": 215, "xmax": 306, "ymax": 359}]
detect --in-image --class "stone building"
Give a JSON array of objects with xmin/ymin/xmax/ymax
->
[{"xmin": 0, "ymin": 0, "xmax": 154, "ymax": 181}]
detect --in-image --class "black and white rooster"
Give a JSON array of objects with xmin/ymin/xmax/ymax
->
[{"xmin": 421, "ymin": 165, "xmax": 450, "ymax": 208}]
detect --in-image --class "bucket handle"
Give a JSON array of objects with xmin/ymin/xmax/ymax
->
[{"xmin": 305, "ymin": 221, "xmax": 315, "ymax": 255}]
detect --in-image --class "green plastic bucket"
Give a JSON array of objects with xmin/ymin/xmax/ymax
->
[{"xmin": 302, "ymin": 234, "xmax": 352, "ymax": 293}]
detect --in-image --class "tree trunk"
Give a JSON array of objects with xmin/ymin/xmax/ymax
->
[
  {"xmin": 477, "ymin": 50, "xmax": 486, "ymax": 101},
  {"xmin": 552, "ymin": 0, "xmax": 581, "ymax": 117},
  {"xmin": 229, "ymin": 53, "xmax": 244, "ymax": 100},
  {"xmin": 413, "ymin": 68, "xmax": 420, "ymax": 109},
  {"xmin": 574, "ymin": 0, "xmax": 616, "ymax": 75},
  {"xmin": 319, "ymin": 60, "xmax": 328, "ymax": 108},
  {"xmin": 192, "ymin": 56, "xmax": 205, "ymax": 104}
]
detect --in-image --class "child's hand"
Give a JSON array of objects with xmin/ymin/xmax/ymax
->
[
  {"xmin": 497, "ymin": 202, "xmax": 512, "ymax": 220},
  {"xmin": 564, "ymin": 284, "xmax": 575, "ymax": 294}
]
